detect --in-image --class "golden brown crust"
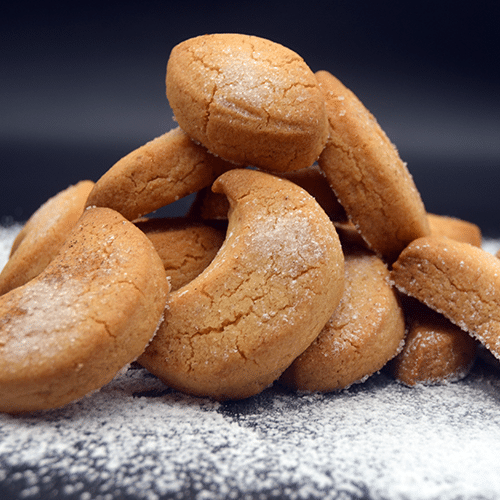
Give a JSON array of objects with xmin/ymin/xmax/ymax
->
[
  {"xmin": 135, "ymin": 217, "xmax": 226, "ymax": 291},
  {"xmin": 427, "ymin": 213, "xmax": 482, "ymax": 247},
  {"xmin": 0, "ymin": 180, "xmax": 94, "ymax": 296},
  {"xmin": 138, "ymin": 169, "xmax": 344, "ymax": 400},
  {"xmin": 166, "ymin": 34, "xmax": 329, "ymax": 172},
  {"xmin": 316, "ymin": 70, "xmax": 430, "ymax": 262},
  {"xmin": 85, "ymin": 127, "xmax": 232, "ymax": 221},
  {"xmin": 389, "ymin": 299, "xmax": 477, "ymax": 386},
  {"xmin": 0, "ymin": 207, "xmax": 169, "ymax": 413},
  {"xmin": 280, "ymin": 246, "xmax": 405, "ymax": 392},
  {"xmin": 391, "ymin": 236, "xmax": 500, "ymax": 361}
]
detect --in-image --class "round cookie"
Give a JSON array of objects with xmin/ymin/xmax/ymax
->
[
  {"xmin": 316, "ymin": 70, "xmax": 430, "ymax": 262},
  {"xmin": 135, "ymin": 217, "xmax": 226, "ymax": 291},
  {"xmin": 0, "ymin": 180, "xmax": 94, "ymax": 296},
  {"xmin": 166, "ymin": 34, "xmax": 329, "ymax": 172},
  {"xmin": 85, "ymin": 127, "xmax": 232, "ymax": 221},
  {"xmin": 391, "ymin": 236, "xmax": 500, "ymax": 361},
  {"xmin": 138, "ymin": 168, "xmax": 345, "ymax": 401},
  {"xmin": 0, "ymin": 207, "xmax": 169, "ymax": 413},
  {"xmin": 280, "ymin": 245, "xmax": 405, "ymax": 392},
  {"xmin": 427, "ymin": 213, "xmax": 482, "ymax": 247},
  {"xmin": 389, "ymin": 298, "xmax": 478, "ymax": 386}
]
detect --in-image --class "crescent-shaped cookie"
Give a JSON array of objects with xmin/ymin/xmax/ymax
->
[
  {"xmin": 391, "ymin": 236, "xmax": 500, "ymax": 361},
  {"xmin": 280, "ymin": 245, "xmax": 405, "ymax": 392},
  {"xmin": 0, "ymin": 180, "xmax": 94, "ymax": 296},
  {"xmin": 85, "ymin": 127, "xmax": 232, "ymax": 221},
  {"xmin": 166, "ymin": 34, "xmax": 329, "ymax": 172},
  {"xmin": 138, "ymin": 168, "xmax": 345, "ymax": 400},
  {"xmin": 316, "ymin": 70, "xmax": 430, "ymax": 261},
  {"xmin": 0, "ymin": 207, "xmax": 169, "ymax": 413}
]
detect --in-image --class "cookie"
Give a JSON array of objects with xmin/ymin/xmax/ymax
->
[
  {"xmin": 389, "ymin": 298, "xmax": 478, "ymax": 386},
  {"xmin": 85, "ymin": 127, "xmax": 232, "ymax": 221},
  {"xmin": 138, "ymin": 168, "xmax": 345, "ymax": 400},
  {"xmin": 0, "ymin": 180, "xmax": 94, "ymax": 296},
  {"xmin": 134, "ymin": 217, "xmax": 226, "ymax": 291},
  {"xmin": 391, "ymin": 236, "xmax": 500, "ymax": 361},
  {"xmin": 280, "ymin": 245, "xmax": 405, "ymax": 392},
  {"xmin": 428, "ymin": 213, "xmax": 482, "ymax": 247},
  {"xmin": 0, "ymin": 207, "xmax": 169, "ymax": 413},
  {"xmin": 166, "ymin": 34, "xmax": 329, "ymax": 172},
  {"xmin": 188, "ymin": 165, "xmax": 347, "ymax": 222},
  {"xmin": 316, "ymin": 70, "xmax": 430, "ymax": 261}
]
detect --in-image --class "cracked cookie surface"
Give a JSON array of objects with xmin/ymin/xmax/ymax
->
[
  {"xmin": 86, "ymin": 127, "xmax": 232, "ymax": 221},
  {"xmin": 280, "ymin": 245, "xmax": 405, "ymax": 392},
  {"xmin": 166, "ymin": 34, "xmax": 329, "ymax": 172},
  {"xmin": 391, "ymin": 236, "xmax": 500, "ymax": 361},
  {"xmin": 0, "ymin": 207, "xmax": 169, "ymax": 413},
  {"xmin": 138, "ymin": 168, "xmax": 344, "ymax": 400},
  {"xmin": 316, "ymin": 70, "xmax": 430, "ymax": 262}
]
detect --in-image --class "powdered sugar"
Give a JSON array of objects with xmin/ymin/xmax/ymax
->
[
  {"xmin": 2, "ymin": 227, "xmax": 500, "ymax": 500},
  {"xmin": 2, "ymin": 366, "xmax": 500, "ymax": 500}
]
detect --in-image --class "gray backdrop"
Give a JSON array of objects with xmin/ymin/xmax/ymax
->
[{"xmin": 2, "ymin": 1, "xmax": 499, "ymax": 234}]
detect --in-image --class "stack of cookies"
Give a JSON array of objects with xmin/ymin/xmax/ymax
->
[{"xmin": 0, "ymin": 33, "xmax": 494, "ymax": 413}]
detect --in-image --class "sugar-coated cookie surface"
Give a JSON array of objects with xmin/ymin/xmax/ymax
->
[
  {"xmin": 316, "ymin": 70, "xmax": 430, "ymax": 261},
  {"xmin": 0, "ymin": 180, "xmax": 94, "ymax": 296},
  {"xmin": 280, "ymin": 245, "xmax": 405, "ymax": 392},
  {"xmin": 138, "ymin": 169, "xmax": 344, "ymax": 401},
  {"xmin": 166, "ymin": 34, "xmax": 329, "ymax": 172},
  {"xmin": 0, "ymin": 207, "xmax": 169, "ymax": 413},
  {"xmin": 135, "ymin": 217, "xmax": 226, "ymax": 291},
  {"xmin": 391, "ymin": 236, "xmax": 500, "ymax": 361},
  {"xmin": 389, "ymin": 298, "xmax": 477, "ymax": 386},
  {"xmin": 86, "ymin": 127, "xmax": 232, "ymax": 221}
]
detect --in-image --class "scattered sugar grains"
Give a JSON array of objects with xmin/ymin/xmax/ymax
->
[{"xmin": 2, "ymin": 229, "xmax": 500, "ymax": 499}]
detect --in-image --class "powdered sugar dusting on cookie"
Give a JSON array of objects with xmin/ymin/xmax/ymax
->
[
  {"xmin": 249, "ymin": 208, "xmax": 331, "ymax": 279},
  {"xmin": 0, "ymin": 278, "xmax": 86, "ymax": 365}
]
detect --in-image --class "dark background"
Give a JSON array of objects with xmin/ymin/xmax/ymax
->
[{"xmin": 2, "ymin": 1, "xmax": 500, "ymax": 234}]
